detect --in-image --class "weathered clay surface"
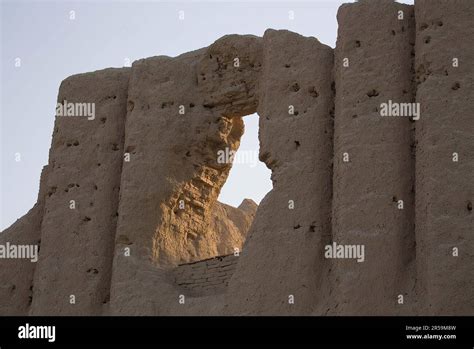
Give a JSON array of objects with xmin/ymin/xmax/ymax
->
[
  {"xmin": 173, "ymin": 254, "xmax": 239, "ymax": 297},
  {"xmin": 1, "ymin": 0, "xmax": 473, "ymax": 316},
  {"xmin": 331, "ymin": 0, "xmax": 416, "ymax": 315},
  {"xmin": 30, "ymin": 68, "xmax": 131, "ymax": 315},
  {"xmin": 210, "ymin": 200, "xmax": 257, "ymax": 256},
  {"xmin": 225, "ymin": 29, "xmax": 334, "ymax": 315},
  {"xmin": 414, "ymin": 0, "xmax": 474, "ymax": 315},
  {"xmin": 0, "ymin": 166, "xmax": 48, "ymax": 315}
]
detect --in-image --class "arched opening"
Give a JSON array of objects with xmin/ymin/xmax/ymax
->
[
  {"xmin": 218, "ymin": 113, "xmax": 272, "ymax": 210},
  {"xmin": 150, "ymin": 35, "xmax": 269, "ymax": 267},
  {"xmin": 164, "ymin": 111, "xmax": 273, "ymax": 266},
  {"xmin": 197, "ymin": 112, "xmax": 272, "ymax": 261},
  {"xmin": 172, "ymin": 112, "xmax": 272, "ymax": 296}
]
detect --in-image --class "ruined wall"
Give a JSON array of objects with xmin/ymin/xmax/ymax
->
[
  {"xmin": 1, "ymin": 0, "xmax": 473, "ymax": 316},
  {"xmin": 414, "ymin": 0, "xmax": 474, "ymax": 315}
]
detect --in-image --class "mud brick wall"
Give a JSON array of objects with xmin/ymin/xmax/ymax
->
[
  {"xmin": 173, "ymin": 254, "xmax": 238, "ymax": 296},
  {"xmin": 1, "ymin": 0, "xmax": 473, "ymax": 316}
]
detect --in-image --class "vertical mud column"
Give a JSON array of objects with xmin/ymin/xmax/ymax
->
[
  {"xmin": 30, "ymin": 68, "xmax": 130, "ymax": 315},
  {"xmin": 109, "ymin": 53, "xmax": 219, "ymax": 315},
  {"xmin": 414, "ymin": 0, "xmax": 474, "ymax": 315},
  {"xmin": 331, "ymin": 1, "xmax": 416, "ymax": 315},
  {"xmin": 226, "ymin": 29, "xmax": 334, "ymax": 315}
]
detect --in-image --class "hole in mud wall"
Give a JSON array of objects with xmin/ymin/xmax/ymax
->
[
  {"xmin": 215, "ymin": 113, "xmax": 272, "ymax": 253},
  {"xmin": 155, "ymin": 112, "xmax": 272, "ymax": 266}
]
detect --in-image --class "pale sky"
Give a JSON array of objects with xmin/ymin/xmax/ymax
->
[{"xmin": 0, "ymin": 0, "xmax": 413, "ymax": 230}]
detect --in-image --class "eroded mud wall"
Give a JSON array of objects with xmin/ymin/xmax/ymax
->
[
  {"xmin": 30, "ymin": 69, "xmax": 130, "ymax": 315},
  {"xmin": 1, "ymin": 1, "xmax": 473, "ymax": 316},
  {"xmin": 225, "ymin": 29, "xmax": 334, "ymax": 315},
  {"xmin": 109, "ymin": 36, "xmax": 263, "ymax": 315},
  {"xmin": 0, "ymin": 166, "xmax": 49, "ymax": 315},
  {"xmin": 330, "ymin": 1, "xmax": 416, "ymax": 315},
  {"xmin": 414, "ymin": 0, "xmax": 474, "ymax": 315}
]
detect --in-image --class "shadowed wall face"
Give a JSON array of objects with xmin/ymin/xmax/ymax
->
[
  {"xmin": 30, "ymin": 69, "xmax": 130, "ymax": 315},
  {"xmin": 414, "ymin": 0, "xmax": 474, "ymax": 315}
]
